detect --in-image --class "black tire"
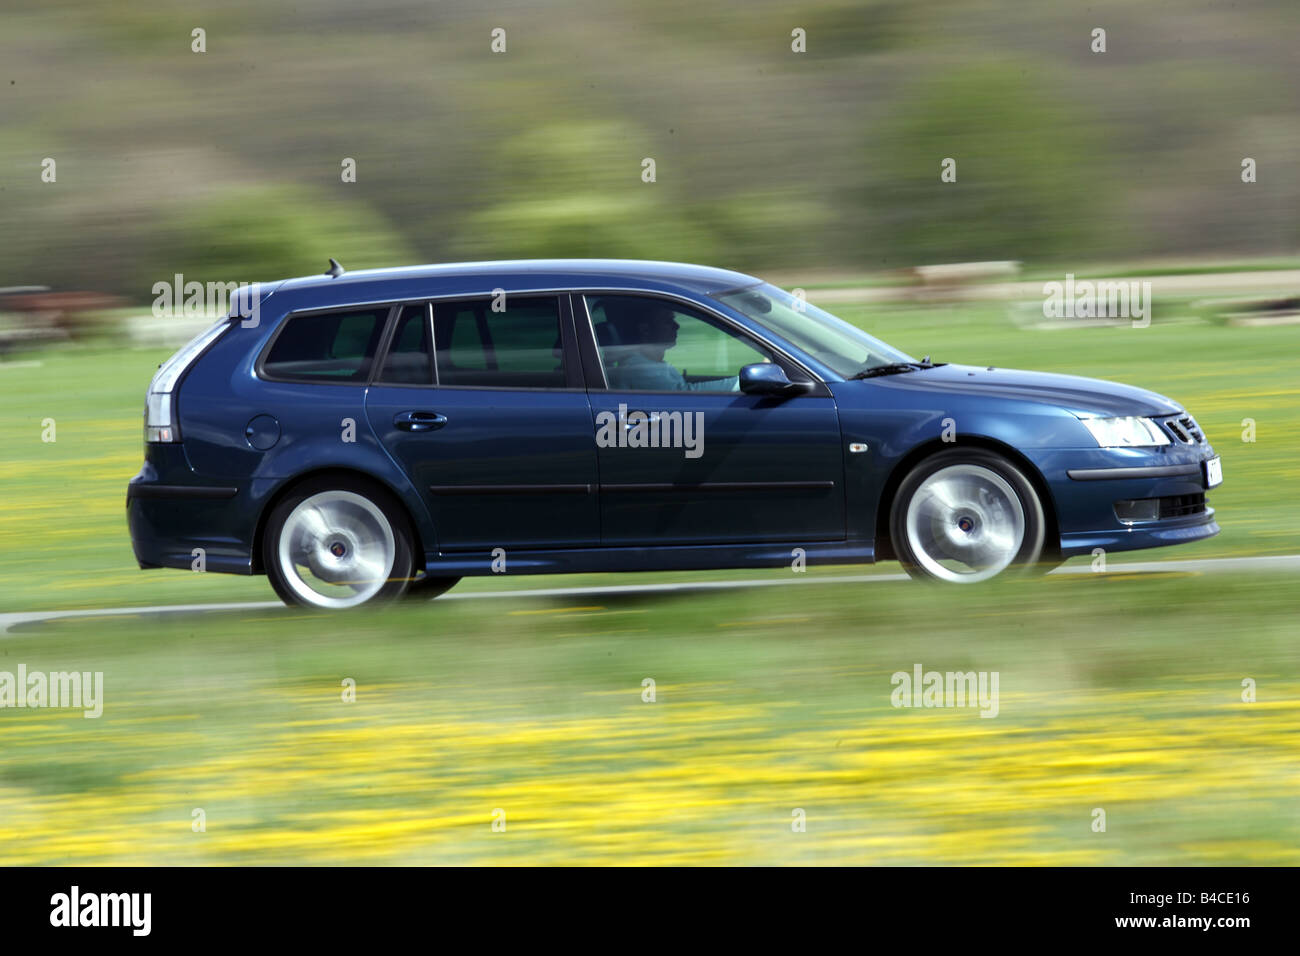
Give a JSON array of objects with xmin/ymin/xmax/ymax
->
[
  {"xmin": 404, "ymin": 575, "xmax": 461, "ymax": 601},
  {"xmin": 889, "ymin": 447, "xmax": 1046, "ymax": 583},
  {"xmin": 263, "ymin": 476, "xmax": 415, "ymax": 609}
]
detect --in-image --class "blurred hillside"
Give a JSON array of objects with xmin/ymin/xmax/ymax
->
[{"xmin": 2, "ymin": 0, "xmax": 1298, "ymax": 299}]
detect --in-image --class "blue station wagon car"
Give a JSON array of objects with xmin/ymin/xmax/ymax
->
[{"xmin": 127, "ymin": 259, "xmax": 1222, "ymax": 608}]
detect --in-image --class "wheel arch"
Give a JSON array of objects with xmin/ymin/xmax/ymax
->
[
  {"xmin": 873, "ymin": 436, "xmax": 1060, "ymax": 562},
  {"xmin": 251, "ymin": 467, "xmax": 427, "ymax": 573}
]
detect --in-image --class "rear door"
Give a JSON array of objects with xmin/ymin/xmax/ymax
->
[{"xmin": 365, "ymin": 293, "xmax": 599, "ymax": 552}]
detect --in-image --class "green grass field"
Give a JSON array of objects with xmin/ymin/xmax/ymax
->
[
  {"xmin": 1, "ymin": 295, "xmax": 1297, "ymax": 864},
  {"xmin": 2, "ymin": 573, "xmax": 1297, "ymax": 864}
]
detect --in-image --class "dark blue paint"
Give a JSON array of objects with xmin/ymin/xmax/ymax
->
[{"xmin": 126, "ymin": 259, "xmax": 1220, "ymax": 579}]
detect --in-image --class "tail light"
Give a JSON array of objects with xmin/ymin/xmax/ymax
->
[{"xmin": 144, "ymin": 319, "xmax": 231, "ymax": 443}]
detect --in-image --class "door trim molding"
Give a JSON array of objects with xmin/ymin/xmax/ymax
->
[
  {"xmin": 600, "ymin": 480, "xmax": 835, "ymax": 493},
  {"xmin": 429, "ymin": 483, "xmax": 594, "ymax": 495}
]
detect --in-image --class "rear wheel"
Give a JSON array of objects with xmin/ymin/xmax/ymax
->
[
  {"xmin": 264, "ymin": 477, "xmax": 414, "ymax": 609},
  {"xmin": 890, "ymin": 448, "xmax": 1045, "ymax": 583}
]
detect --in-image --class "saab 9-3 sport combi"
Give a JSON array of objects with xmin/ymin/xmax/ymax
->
[{"xmin": 127, "ymin": 259, "xmax": 1222, "ymax": 608}]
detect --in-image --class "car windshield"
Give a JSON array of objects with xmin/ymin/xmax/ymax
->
[{"xmin": 713, "ymin": 283, "xmax": 913, "ymax": 378}]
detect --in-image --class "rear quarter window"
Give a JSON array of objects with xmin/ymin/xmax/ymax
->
[{"xmin": 262, "ymin": 308, "xmax": 389, "ymax": 382}]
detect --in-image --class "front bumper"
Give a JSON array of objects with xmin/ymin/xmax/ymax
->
[{"xmin": 1033, "ymin": 445, "xmax": 1221, "ymax": 557}]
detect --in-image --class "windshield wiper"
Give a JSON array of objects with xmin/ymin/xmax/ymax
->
[
  {"xmin": 851, "ymin": 363, "xmax": 916, "ymax": 379},
  {"xmin": 850, "ymin": 361, "xmax": 928, "ymax": 379},
  {"xmin": 849, "ymin": 356, "xmax": 942, "ymax": 379}
]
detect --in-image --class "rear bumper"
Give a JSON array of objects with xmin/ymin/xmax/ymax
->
[
  {"xmin": 127, "ymin": 483, "xmax": 238, "ymax": 500},
  {"xmin": 126, "ymin": 453, "xmax": 258, "ymax": 574}
]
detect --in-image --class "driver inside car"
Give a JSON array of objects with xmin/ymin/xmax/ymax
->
[{"xmin": 605, "ymin": 302, "xmax": 740, "ymax": 392}]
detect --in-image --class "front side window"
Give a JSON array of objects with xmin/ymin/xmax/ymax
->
[
  {"xmin": 586, "ymin": 294, "xmax": 771, "ymax": 393},
  {"xmin": 262, "ymin": 307, "xmax": 388, "ymax": 382},
  {"xmin": 433, "ymin": 296, "xmax": 566, "ymax": 388}
]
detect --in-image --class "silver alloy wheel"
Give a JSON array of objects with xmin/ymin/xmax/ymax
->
[
  {"xmin": 276, "ymin": 490, "xmax": 396, "ymax": 609},
  {"xmin": 904, "ymin": 464, "xmax": 1026, "ymax": 583}
]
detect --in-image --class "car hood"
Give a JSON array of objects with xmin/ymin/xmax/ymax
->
[{"xmin": 859, "ymin": 364, "xmax": 1183, "ymax": 417}]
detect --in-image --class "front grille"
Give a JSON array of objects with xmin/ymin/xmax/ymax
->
[
  {"xmin": 1159, "ymin": 492, "xmax": 1207, "ymax": 518},
  {"xmin": 1163, "ymin": 414, "xmax": 1205, "ymax": 444}
]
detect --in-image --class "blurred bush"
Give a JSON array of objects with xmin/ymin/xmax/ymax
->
[
  {"xmin": 454, "ymin": 121, "xmax": 721, "ymax": 263},
  {"xmin": 2, "ymin": 0, "xmax": 1298, "ymax": 303},
  {"xmin": 144, "ymin": 186, "xmax": 417, "ymax": 289},
  {"xmin": 861, "ymin": 63, "xmax": 1115, "ymax": 265}
]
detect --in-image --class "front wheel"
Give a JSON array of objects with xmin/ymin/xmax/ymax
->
[
  {"xmin": 264, "ymin": 478, "xmax": 415, "ymax": 609},
  {"xmin": 404, "ymin": 575, "xmax": 461, "ymax": 601},
  {"xmin": 890, "ymin": 448, "xmax": 1046, "ymax": 583}
]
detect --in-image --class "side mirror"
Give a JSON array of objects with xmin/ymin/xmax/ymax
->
[{"xmin": 739, "ymin": 363, "xmax": 807, "ymax": 396}]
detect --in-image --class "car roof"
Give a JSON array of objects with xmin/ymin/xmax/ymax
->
[{"xmin": 272, "ymin": 259, "xmax": 761, "ymax": 302}]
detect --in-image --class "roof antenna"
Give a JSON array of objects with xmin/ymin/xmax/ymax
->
[{"xmin": 325, "ymin": 258, "xmax": 345, "ymax": 278}]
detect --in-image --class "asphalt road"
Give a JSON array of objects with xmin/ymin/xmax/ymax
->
[{"xmin": 2, "ymin": 553, "xmax": 1296, "ymax": 636}]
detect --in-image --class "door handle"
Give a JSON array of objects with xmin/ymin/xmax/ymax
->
[{"xmin": 393, "ymin": 410, "xmax": 448, "ymax": 432}]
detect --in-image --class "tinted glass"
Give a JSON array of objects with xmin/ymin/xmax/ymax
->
[
  {"xmin": 433, "ymin": 297, "xmax": 565, "ymax": 388},
  {"xmin": 714, "ymin": 283, "xmax": 912, "ymax": 377},
  {"xmin": 587, "ymin": 294, "xmax": 769, "ymax": 392},
  {"xmin": 263, "ymin": 308, "xmax": 388, "ymax": 382},
  {"xmin": 379, "ymin": 304, "xmax": 433, "ymax": 385}
]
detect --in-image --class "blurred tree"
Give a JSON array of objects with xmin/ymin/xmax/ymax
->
[
  {"xmin": 861, "ymin": 63, "xmax": 1116, "ymax": 265},
  {"xmin": 695, "ymin": 190, "xmax": 834, "ymax": 271},
  {"xmin": 455, "ymin": 122, "xmax": 722, "ymax": 264},
  {"xmin": 5, "ymin": 0, "xmax": 1297, "ymax": 294},
  {"xmin": 145, "ymin": 186, "xmax": 417, "ymax": 289}
]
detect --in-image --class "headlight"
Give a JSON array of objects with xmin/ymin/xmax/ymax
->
[{"xmin": 1079, "ymin": 416, "xmax": 1170, "ymax": 448}]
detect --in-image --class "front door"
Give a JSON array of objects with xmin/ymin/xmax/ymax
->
[{"xmin": 581, "ymin": 293, "xmax": 846, "ymax": 546}]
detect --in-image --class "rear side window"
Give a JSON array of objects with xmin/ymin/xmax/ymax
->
[
  {"xmin": 433, "ymin": 297, "xmax": 566, "ymax": 388},
  {"xmin": 262, "ymin": 308, "xmax": 388, "ymax": 382}
]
